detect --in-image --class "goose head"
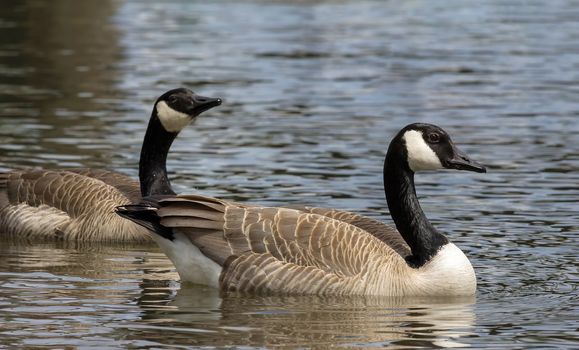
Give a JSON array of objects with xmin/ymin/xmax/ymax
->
[
  {"xmin": 392, "ymin": 123, "xmax": 486, "ymax": 174},
  {"xmin": 154, "ymin": 87, "xmax": 222, "ymax": 133},
  {"xmin": 383, "ymin": 123, "xmax": 485, "ymax": 268},
  {"xmin": 139, "ymin": 88, "xmax": 222, "ymax": 197}
]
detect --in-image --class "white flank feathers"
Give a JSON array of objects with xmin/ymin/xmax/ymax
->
[{"xmin": 153, "ymin": 232, "xmax": 221, "ymax": 287}]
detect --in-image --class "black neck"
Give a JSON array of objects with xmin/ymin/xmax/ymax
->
[
  {"xmin": 383, "ymin": 145, "xmax": 448, "ymax": 267},
  {"xmin": 139, "ymin": 109, "xmax": 178, "ymax": 197}
]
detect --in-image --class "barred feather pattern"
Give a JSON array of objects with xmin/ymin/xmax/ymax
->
[
  {"xmin": 0, "ymin": 170, "xmax": 151, "ymax": 242},
  {"xmin": 290, "ymin": 206, "xmax": 411, "ymax": 257},
  {"xmin": 148, "ymin": 195, "xmax": 475, "ymax": 296},
  {"xmin": 65, "ymin": 168, "xmax": 142, "ymax": 203}
]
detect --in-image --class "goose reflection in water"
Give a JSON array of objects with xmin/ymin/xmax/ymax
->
[{"xmin": 135, "ymin": 283, "xmax": 476, "ymax": 348}]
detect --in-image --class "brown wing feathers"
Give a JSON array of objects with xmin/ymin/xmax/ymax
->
[
  {"xmin": 297, "ymin": 206, "xmax": 411, "ymax": 257},
  {"xmin": 157, "ymin": 195, "xmax": 226, "ymax": 230},
  {"xmin": 152, "ymin": 196, "xmax": 393, "ymax": 273},
  {"xmin": 128, "ymin": 195, "xmax": 405, "ymax": 294},
  {"xmin": 1, "ymin": 170, "xmax": 128, "ymax": 218},
  {"xmin": 65, "ymin": 168, "xmax": 141, "ymax": 202},
  {"xmin": 1, "ymin": 170, "xmax": 152, "ymax": 242}
]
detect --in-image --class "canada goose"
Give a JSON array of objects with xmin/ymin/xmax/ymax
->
[
  {"xmin": 117, "ymin": 123, "xmax": 486, "ymax": 296},
  {"xmin": 0, "ymin": 88, "xmax": 221, "ymax": 242}
]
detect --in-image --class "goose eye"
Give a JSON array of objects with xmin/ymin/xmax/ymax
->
[
  {"xmin": 427, "ymin": 133, "xmax": 440, "ymax": 143},
  {"xmin": 168, "ymin": 96, "xmax": 178, "ymax": 104}
]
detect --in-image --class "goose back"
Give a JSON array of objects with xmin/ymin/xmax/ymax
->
[
  {"xmin": 0, "ymin": 170, "xmax": 149, "ymax": 242},
  {"xmin": 119, "ymin": 195, "xmax": 460, "ymax": 296},
  {"xmin": 65, "ymin": 168, "xmax": 141, "ymax": 202},
  {"xmin": 289, "ymin": 206, "xmax": 411, "ymax": 257}
]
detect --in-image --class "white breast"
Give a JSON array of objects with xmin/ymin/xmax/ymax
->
[{"xmin": 417, "ymin": 243, "xmax": 477, "ymax": 296}]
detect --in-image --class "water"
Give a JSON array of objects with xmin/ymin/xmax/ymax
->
[{"xmin": 0, "ymin": 0, "xmax": 578, "ymax": 348}]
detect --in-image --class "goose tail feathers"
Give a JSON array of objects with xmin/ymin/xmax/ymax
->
[{"xmin": 116, "ymin": 204, "xmax": 174, "ymax": 240}]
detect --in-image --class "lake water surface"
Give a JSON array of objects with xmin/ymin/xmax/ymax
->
[{"xmin": 0, "ymin": 0, "xmax": 578, "ymax": 348}]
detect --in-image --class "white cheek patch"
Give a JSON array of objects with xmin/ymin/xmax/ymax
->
[
  {"xmin": 156, "ymin": 100, "xmax": 193, "ymax": 132},
  {"xmin": 403, "ymin": 130, "xmax": 443, "ymax": 171}
]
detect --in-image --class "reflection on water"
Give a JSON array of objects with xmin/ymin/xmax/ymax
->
[
  {"xmin": 0, "ymin": 0, "xmax": 127, "ymax": 170},
  {"xmin": 0, "ymin": 241, "xmax": 476, "ymax": 349},
  {"xmin": 1, "ymin": 0, "xmax": 579, "ymax": 349},
  {"xmin": 136, "ymin": 287, "xmax": 477, "ymax": 349},
  {"xmin": 0, "ymin": 241, "xmax": 175, "ymax": 348}
]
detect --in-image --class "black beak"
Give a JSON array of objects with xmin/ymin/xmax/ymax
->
[
  {"xmin": 444, "ymin": 145, "xmax": 486, "ymax": 173},
  {"xmin": 189, "ymin": 94, "xmax": 222, "ymax": 116}
]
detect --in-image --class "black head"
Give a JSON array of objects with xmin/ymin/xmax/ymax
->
[
  {"xmin": 393, "ymin": 123, "xmax": 486, "ymax": 173},
  {"xmin": 155, "ymin": 88, "xmax": 222, "ymax": 133}
]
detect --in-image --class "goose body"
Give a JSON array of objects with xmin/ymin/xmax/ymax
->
[
  {"xmin": 0, "ymin": 88, "xmax": 221, "ymax": 242},
  {"xmin": 118, "ymin": 123, "xmax": 486, "ymax": 296}
]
